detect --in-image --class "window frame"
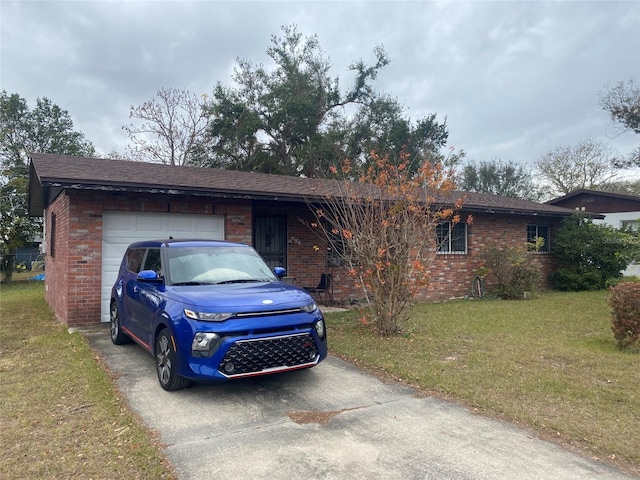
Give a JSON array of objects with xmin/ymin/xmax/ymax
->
[
  {"xmin": 436, "ymin": 221, "xmax": 468, "ymax": 255},
  {"xmin": 526, "ymin": 224, "xmax": 550, "ymax": 253},
  {"xmin": 49, "ymin": 213, "xmax": 56, "ymax": 258},
  {"xmin": 621, "ymin": 219, "xmax": 639, "ymax": 232}
]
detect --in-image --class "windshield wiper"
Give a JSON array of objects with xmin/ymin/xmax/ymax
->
[
  {"xmin": 172, "ymin": 281, "xmax": 215, "ymax": 286},
  {"xmin": 216, "ymin": 279, "xmax": 266, "ymax": 284}
]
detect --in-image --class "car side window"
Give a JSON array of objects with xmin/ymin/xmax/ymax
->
[
  {"xmin": 142, "ymin": 248, "xmax": 162, "ymax": 276},
  {"xmin": 126, "ymin": 248, "xmax": 145, "ymax": 273}
]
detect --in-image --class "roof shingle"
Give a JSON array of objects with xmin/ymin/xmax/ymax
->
[{"xmin": 29, "ymin": 153, "xmax": 577, "ymax": 218}]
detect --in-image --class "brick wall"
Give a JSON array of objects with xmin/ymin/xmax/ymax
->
[
  {"xmin": 44, "ymin": 190, "xmax": 252, "ymax": 327},
  {"xmin": 44, "ymin": 194, "xmax": 70, "ymax": 326},
  {"xmin": 45, "ymin": 188, "xmax": 562, "ymax": 327},
  {"xmin": 284, "ymin": 209, "xmax": 561, "ymax": 303}
]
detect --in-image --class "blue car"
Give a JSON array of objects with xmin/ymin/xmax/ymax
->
[{"xmin": 110, "ymin": 239, "xmax": 327, "ymax": 391}]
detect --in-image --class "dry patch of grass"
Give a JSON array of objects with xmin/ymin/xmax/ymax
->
[
  {"xmin": 0, "ymin": 282, "xmax": 175, "ymax": 479},
  {"xmin": 326, "ymin": 291, "xmax": 640, "ymax": 476}
]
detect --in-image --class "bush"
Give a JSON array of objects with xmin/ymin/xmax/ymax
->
[
  {"xmin": 552, "ymin": 267, "xmax": 603, "ymax": 291},
  {"xmin": 551, "ymin": 213, "xmax": 640, "ymax": 291},
  {"xmin": 482, "ymin": 243, "xmax": 540, "ymax": 299},
  {"xmin": 609, "ymin": 282, "xmax": 640, "ymax": 349}
]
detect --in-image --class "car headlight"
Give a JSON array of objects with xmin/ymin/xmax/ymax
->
[
  {"xmin": 314, "ymin": 319, "xmax": 325, "ymax": 339},
  {"xmin": 301, "ymin": 302, "xmax": 318, "ymax": 313},
  {"xmin": 191, "ymin": 332, "xmax": 220, "ymax": 357},
  {"xmin": 184, "ymin": 309, "xmax": 233, "ymax": 322}
]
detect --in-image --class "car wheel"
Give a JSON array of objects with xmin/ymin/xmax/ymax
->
[
  {"xmin": 110, "ymin": 301, "xmax": 131, "ymax": 345},
  {"xmin": 155, "ymin": 329, "xmax": 190, "ymax": 391}
]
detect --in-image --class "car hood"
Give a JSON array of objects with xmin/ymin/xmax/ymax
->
[{"xmin": 164, "ymin": 282, "xmax": 315, "ymax": 311}]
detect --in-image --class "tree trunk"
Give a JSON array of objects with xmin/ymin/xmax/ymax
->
[{"xmin": 1, "ymin": 254, "xmax": 15, "ymax": 283}]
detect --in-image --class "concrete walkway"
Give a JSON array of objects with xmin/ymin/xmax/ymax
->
[{"xmin": 85, "ymin": 327, "xmax": 634, "ymax": 480}]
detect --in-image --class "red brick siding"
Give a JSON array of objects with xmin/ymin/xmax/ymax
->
[
  {"xmin": 44, "ymin": 191, "xmax": 252, "ymax": 327},
  {"xmin": 46, "ymin": 189, "xmax": 562, "ymax": 327},
  {"xmin": 44, "ymin": 194, "xmax": 70, "ymax": 325},
  {"xmin": 425, "ymin": 214, "xmax": 559, "ymax": 300},
  {"xmin": 284, "ymin": 209, "xmax": 561, "ymax": 303}
]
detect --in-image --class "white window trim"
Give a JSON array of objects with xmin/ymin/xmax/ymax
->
[
  {"xmin": 437, "ymin": 221, "xmax": 468, "ymax": 255},
  {"xmin": 527, "ymin": 225, "xmax": 550, "ymax": 254}
]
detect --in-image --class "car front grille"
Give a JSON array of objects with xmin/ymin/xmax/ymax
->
[{"xmin": 218, "ymin": 333, "xmax": 319, "ymax": 378}]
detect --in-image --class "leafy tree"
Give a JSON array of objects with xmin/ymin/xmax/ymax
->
[
  {"xmin": 0, "ymin": 91, "xmax": 95, "ymax": 282},
  {"xmin": 307, "ymin": 149, "xmax": 465, "ymax": 336},
  {"xmin": 550, "ymin": 213, "xmax": 640, "ymax": 291},
  {"xmin": 457, "ymin": 158, "xmax": 542, "ymax": 201},
  {"xmin": 201, "ymin": 25, "xmax": 385, "ymax": 176},
  {"xmin": 344, "ymin": 94, "xmax": 451, "ymax": 176},
  {"xmin": 123, "ymin": 87, "xmax": 209, "ymax": 166},
  {"xmin": 534, "ymin": 138, "xmax": 620, "ymax": 198},
  {"xmin": 201, "ymin": 25, "xmax": 449, "ymax": 178}
]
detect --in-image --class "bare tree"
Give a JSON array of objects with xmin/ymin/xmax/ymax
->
[
  {"xmin": 306, "ymin": 150, "xmax": 465, "ymax": 336},
  {"xmin": 599, "ymin": 78, "xmax": 640, "ymax": 168},
  {"xmin": 534, "ymin": 138, "xmax": 619, "ymax": 198},
  {"xmin": 123, "ymin": 87, "xmax": 209, "ymax": 166}
]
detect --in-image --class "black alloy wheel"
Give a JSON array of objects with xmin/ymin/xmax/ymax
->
[
  {"xmin": 155, "ymin": 329, "xmax": 190, "ymax": 391},
  {"xmin": 110, "ymin": 301, "xmax": 131, "ymax": 345}
]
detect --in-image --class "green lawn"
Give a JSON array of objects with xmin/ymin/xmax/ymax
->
[
  {"xmin": 1, "ymin": 282, "xmax": 637, "ymax": 476},
  {"xmin": 326, "ymin": 290, "xmax": 639, "ymax": 475},
  {"xmin": 0, "ymin": 282, "xmax": 176, "ymax": 480}
]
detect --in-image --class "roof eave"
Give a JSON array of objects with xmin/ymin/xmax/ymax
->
[
  {"xmin": 455, "ymin": 206, "xmax": 588, "ymax": 218},
  {"xmin": 37, "ymin": 180, "xmax": 325, "ymax": 204}
]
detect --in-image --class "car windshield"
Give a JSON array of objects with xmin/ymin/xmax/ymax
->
[{"xmin": 166, "ymin": 246, "xmax": 277, "ymax": 285}]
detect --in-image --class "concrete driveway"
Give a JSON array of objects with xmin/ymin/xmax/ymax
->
[{"xmin": 85, "ymin": 327, "xmax": 633, "ymax": 480}]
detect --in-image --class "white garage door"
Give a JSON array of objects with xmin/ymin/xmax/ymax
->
[{"xmin": 101, "ymin": 212, "xmax": 224, "ymax": 322}]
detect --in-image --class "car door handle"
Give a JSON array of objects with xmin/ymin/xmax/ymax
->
[{"xmin": 133, "ymin": 286, "xmax": 140, "ymax": 293}]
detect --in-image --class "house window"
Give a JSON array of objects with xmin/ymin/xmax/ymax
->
[
  {"xmin": 527, "ymin": 225, "xmax": 550, "ymax": 253},
  {"xmin": 50, "ymin": 214, "xmax": 56, "ymax": 258},
  {"xmin": 621, "ymin": 220, "xmax": 639, "ymax": 232},
  {"xmin": 326, "ymin": 227, "xmax": 348, "ymax": 267},
  {"xmin": 437, "ymin": 222, "xmax": 467, "ymax": 254}
]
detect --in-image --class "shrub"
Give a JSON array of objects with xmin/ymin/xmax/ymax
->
[
  {"xmin": 551, "ymin": 213, "xmax": 640, "ymax": 291},
  {"xmin": 482, "ymin": 243, "xmax": 540, "ymax": 299},
  {"xmin": 609, "ymin": 282, "xmax": 640, "ymax": 349}
]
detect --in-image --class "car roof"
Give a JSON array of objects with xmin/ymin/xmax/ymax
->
[{"xmin": 126, "ymin": 239, "xmax": 251, "ymax": 249}]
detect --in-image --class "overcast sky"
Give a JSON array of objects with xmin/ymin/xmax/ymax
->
[{"xmin": 1, "ymin": 0, "xmax": 639, "ymax": 171}]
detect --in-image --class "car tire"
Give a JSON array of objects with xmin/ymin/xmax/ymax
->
[
  {"xmin": 110, "ymin": 301, "xmax": 131, "ymax": 345},
  {"xmin": 155, "ymin": 329, "xmax": 190, "ymax": 391}
]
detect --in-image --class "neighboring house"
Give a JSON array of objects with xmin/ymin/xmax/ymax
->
[
  {"xmin": 547, "ymin": 189, "xmax": 640, "ymax": 276},
  {"xmin": 29, "ymin": 153, "xmax": 580, "ymax": 328}
]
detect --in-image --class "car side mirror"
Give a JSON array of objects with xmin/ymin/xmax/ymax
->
[
  {"xmin": 137, "ymin": 270, "xmax": 162, "ymax": 282},
  {"xmin": 273, "ymin": 266, "xmax": 286, "ymax": 278}
]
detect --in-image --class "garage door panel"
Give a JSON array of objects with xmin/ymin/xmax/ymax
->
[
  {"xmin": 196, "ymin": 218, "xmax": 223, "ymax": 236},
  {"xmin": 100, "ymin": 212, "xmax": 224, "ymax": 322},
  {"xmin": 167, "ymin": 216, "xmax": 194, "ymax": 233},
  {"xmin": 103, "ymin": 215, "xmax": 134, "ymax": 233},
  {"xmin": 136, "ymin": 215, "xmax": 166, "ymax": 233}
]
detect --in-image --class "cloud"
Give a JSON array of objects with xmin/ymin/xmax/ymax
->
[{"xmin": 1, "ymin": 0, "xmax": 638, "ymax": 164}]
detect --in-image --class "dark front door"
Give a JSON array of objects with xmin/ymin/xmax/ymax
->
[{"xmin": 253, "ymin": 216, "xmax": 286, "ymax": 270}]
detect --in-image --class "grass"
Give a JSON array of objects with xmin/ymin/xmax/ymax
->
[
  {"xmin": 0, "ymin": 281, "xmax": 176, "ymax": 480},
  {"xmin": 1, "ymin": 279, "xmax": 638, "ymax": 476},
  {"xmin": 326, "ymin": 290, "xmax": 640, "ymax": 475}
]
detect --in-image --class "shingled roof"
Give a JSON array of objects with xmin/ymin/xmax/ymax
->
[{"xmin": 29, "ymin": 153, "xmax": 577, "ymax": 218}]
